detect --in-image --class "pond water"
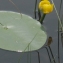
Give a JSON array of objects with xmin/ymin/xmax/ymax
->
[{"xmin": 0, "ymin": 0, "xmax": 63, "ymax": 63}]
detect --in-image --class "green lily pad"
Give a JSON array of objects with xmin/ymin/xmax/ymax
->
[{"xmin": 0, "ymin": 11, "xmax": 47, "ymax": 52}]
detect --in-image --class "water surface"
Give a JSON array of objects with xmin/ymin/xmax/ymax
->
[{"xmin": 0, "ymin": 0, "xmax": 63, "ymax": 63}]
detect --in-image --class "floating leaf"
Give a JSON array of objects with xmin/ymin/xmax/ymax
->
[{"xmin": 0, "ymin": 11, "xmax": 47, "ymax": 52}]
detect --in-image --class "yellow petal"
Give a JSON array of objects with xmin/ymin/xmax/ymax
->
[
  {"xmin": 39, "ymin": 0, "xmax": 54, "ymax": 14},
  {"xmin": 39, "ymin": 0, "xmax": 50, "ymax": 10},
  {"xmin": 42, "ymin": 4, "xmax": 53, "ymax": 13}
]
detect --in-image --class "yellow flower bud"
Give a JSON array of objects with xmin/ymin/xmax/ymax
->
[
  {"xmin": 39, "ymin": 0, "xmax": 53, "ymax": 14},
  {"xmin": 42, "ymin": 4, "xmax": 53, "ymax": 13}
]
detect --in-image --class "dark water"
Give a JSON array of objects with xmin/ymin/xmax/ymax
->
[{"xmin": 0, "ymin": 0, "xmax": 63, "ymax": 63}]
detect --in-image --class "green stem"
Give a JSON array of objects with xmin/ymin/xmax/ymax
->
[
  {"xmin": 44, "ymin": 47, "xmax": 51, "ymax": 63},
  {"xmin": 61, "ymin": 33, "xmax": 63, "ymax": 47},
  {"xmin": 38, "ymin": 9, "xmax": 41, "ymax": 21},
  {"xmin": 51, "ymin": 0, "xmax": 63, "ymax": 31},
  {"xmin": 58, "ymin": 18, "xmax": 60, "ymax": 63},
  {"xmin": 40, "ymin": 14, "xmax": 46, "ymax": 24},
  {"xmin": 48, "ymin": 46, "xmax": 56, "ymax": 63},
  {"xmin": 9, "ymin": 0, "xmax": 22, "ymax": 17},
  {"xmin": 17, "ymin": 31, "xmax": 40, "ymax": 63},
  {"xmin": 34, "ymin": 0, "xmax": 37, "ymax": 19},
  {"xmin": 36, "ymin": 51, "xmax": 40, "ymax": 63},
  {"xmin": 30, "ymin": 46, "xmax": 31, "ymax": 63},
  {"xmin": 27, "ymin": 45, "xmax": 29, "ymax": 63},
  {"xmin": 57, "ymin": 0, "xmax": 63, "ymax": 63}
]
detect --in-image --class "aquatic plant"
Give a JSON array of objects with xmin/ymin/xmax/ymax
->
[
  {"xmin": 38, "ymin": 0, "xmax": 54, "ymax": 24},
  {"xmin": 0, "ymin": 0, "xmax": 63, "ymax": 63}
]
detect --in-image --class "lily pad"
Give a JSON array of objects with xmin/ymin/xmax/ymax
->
[{"xmin": 0, "ymin": 11, "xmax": 47, "ymax": 52}]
